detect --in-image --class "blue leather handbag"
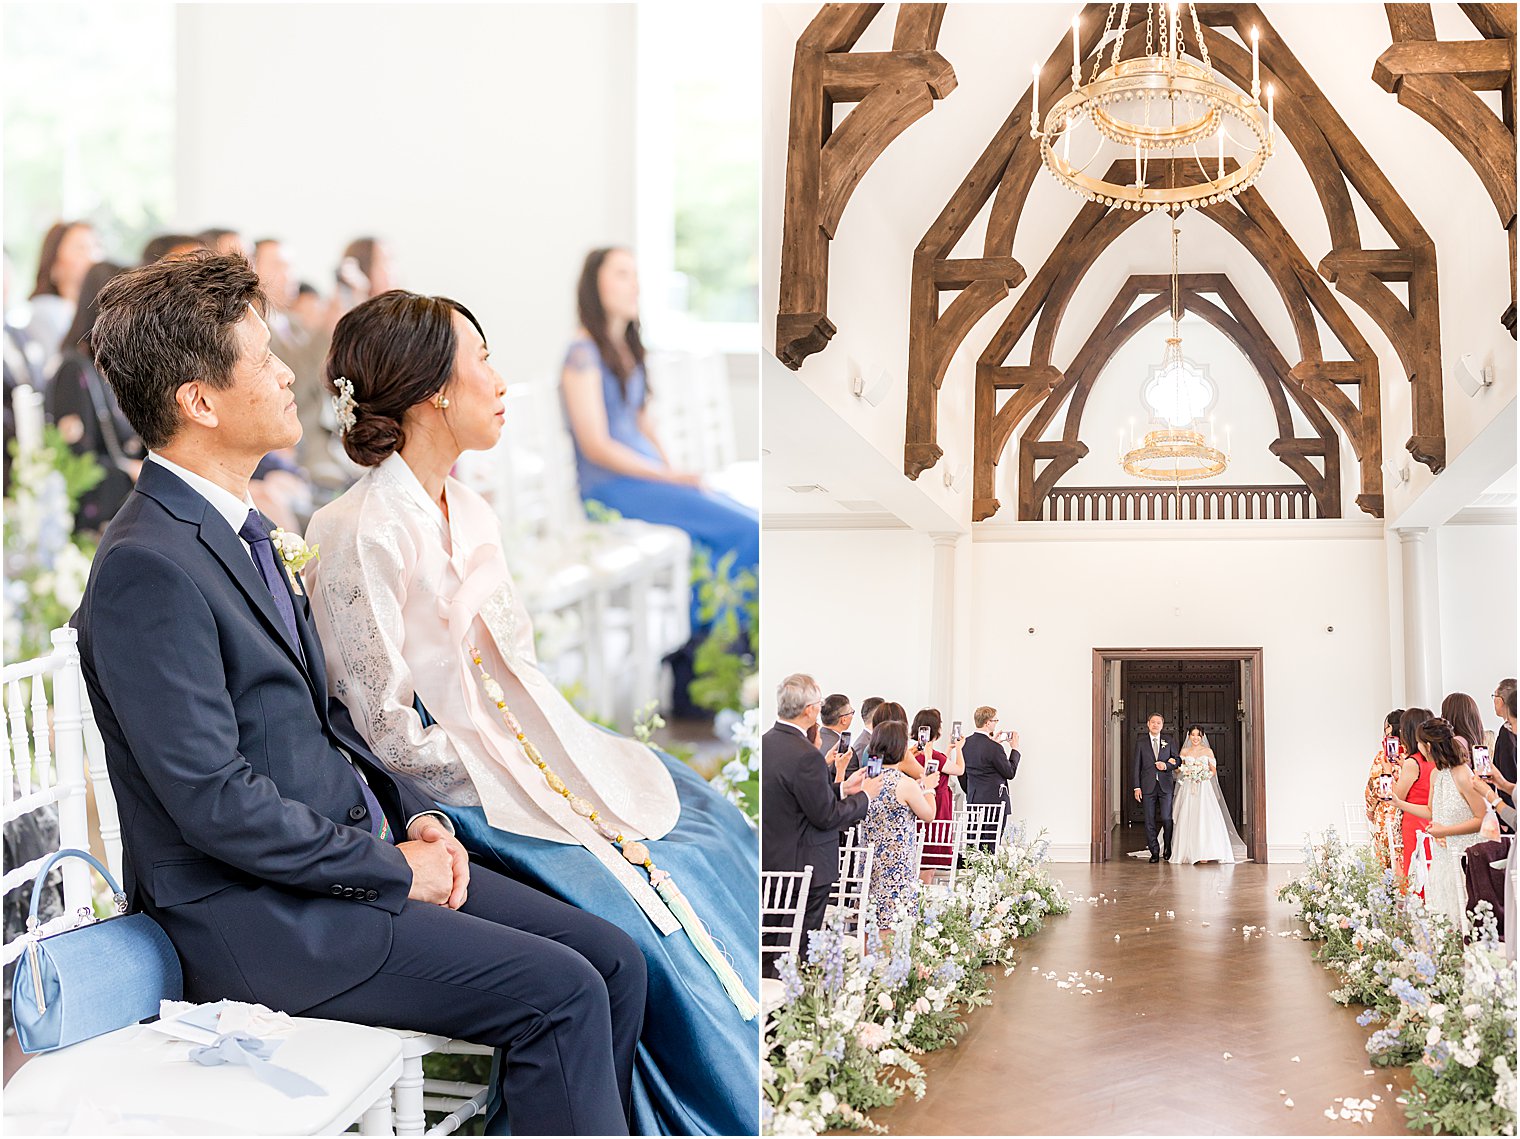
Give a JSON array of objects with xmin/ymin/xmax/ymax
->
[{"xmin": 10, "ymin": 848, "xmax": 183, "ymax": 1054}]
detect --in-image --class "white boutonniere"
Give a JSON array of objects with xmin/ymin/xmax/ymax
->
[{"xmin": 269, "ymin": 528, "xmax": 319, "ymax": 593}]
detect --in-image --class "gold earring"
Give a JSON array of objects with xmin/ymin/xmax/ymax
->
[{"xmin": 433, "ymin": 393, "xmax": 450, "ymax": 410}]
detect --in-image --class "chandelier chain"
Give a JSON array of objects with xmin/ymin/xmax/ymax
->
[
  {"xmin": 1108, "ymin": 1, "xmax": 1129, "ymax": 79},
  {"xmin": 1189, "ymin": 3, "xmax": 1211, "ymax": 72}
]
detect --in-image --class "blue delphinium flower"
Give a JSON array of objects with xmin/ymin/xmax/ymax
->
[
  {"xmin": 1367, "ymin": 1027, "xmax": 1401, "ymax": 1055},
  {"xmin": 777, "ymin": 952, "xmax": 804, "ymax": 1003},
  {"xmin": 1389, "ymin": 976, "xmax": 1429, "ymax": 1007},
  {"xmin": 935, "ymin": 960, "xmax": 964, "ymax": 984},
  {"xmin": 1356, "ymin": 1009, "xmax": 1380, "ymax": 1027},
  {"xmin": 1411, "ymin": 952, "xmax": 1437, "ymax": 983}
]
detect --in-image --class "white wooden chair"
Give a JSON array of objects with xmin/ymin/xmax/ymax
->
[
  {"xmin": 759, "ymin": 866, "xmax": 813, "ymax": 1018},
  {"xmin": 916, "ymin": 816, "xmax": 966, "ymax": 889},
  {"xmin": 1342, "ymin": 801, "xmax": 1373, "ymax": 845},
  {"xmin": 828, "ymin": 829, "xmax": 874, "ymax": 949},
  {"xmin": 2, "ymin": 628, "xmax": 404, "ymax": 1134},
  {"xmin": 957, "ymin": 802, "xmax": 1007, "ymax": 851}
]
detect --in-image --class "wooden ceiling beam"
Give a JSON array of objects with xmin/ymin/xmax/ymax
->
[{"xmin": 1373, "ymin": 38, "xmax": 1515, "ymax": 89}]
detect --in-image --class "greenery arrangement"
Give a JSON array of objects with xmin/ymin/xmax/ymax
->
[
  {"xmin": 3, "ymin": 429, "xmax": 104, "ymax": 663},
  {"xmin": 1278, "ymin": 827, "xmax": 1516, "ymax": 1135}
]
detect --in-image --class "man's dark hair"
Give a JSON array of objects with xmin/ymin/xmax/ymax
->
[
  {"xmin": 859, "ymin": 696, "xmax": 885, "ymax": 725},
  {"xmin": 820, "ymin": 694, "xmax": 852, "ymax": 727},
  {"xmin": 1147, "ymin": 712, "xmax": 1164, "ymax": 722},
  {"xmin": 91, "ymin": 251, "xmax": 267, "ymax": 450}
]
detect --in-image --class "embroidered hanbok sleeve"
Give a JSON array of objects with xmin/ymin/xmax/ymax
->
[{"xmin": 310, "ymin": 522, "xmax": 480, "ymax": 807}]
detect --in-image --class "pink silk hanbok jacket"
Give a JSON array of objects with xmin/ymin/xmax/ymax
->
[{"xmin": 305, "ymin": 453, "xmax": 681, "ymax": 932}]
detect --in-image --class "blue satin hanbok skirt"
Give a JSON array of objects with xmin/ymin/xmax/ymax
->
[{"xmin": 441, "ymin": 749, "xmax": 759, "ymax": 1136}]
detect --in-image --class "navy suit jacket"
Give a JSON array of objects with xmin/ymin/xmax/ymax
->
[
  {"xmin": 959, "ymin": 732, "xmax": 1020, "ymax": 808},
  {"xmin": 74, "ymin": 460, "xmax": 435, "ymax": 1012},
  {"xmin": 760, "ymin": 723, "xmax": 868, "ymax": 891},
  {"xmin": 1132, "ymin": 734, "xmax": 1181, "ymax": 796}
]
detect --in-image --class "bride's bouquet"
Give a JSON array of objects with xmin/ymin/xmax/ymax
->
[{"xmin": 1177, "ymin": 757, "xmax": 1212, "ymax": 784}]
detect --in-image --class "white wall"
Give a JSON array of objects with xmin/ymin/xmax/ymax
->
[
  {"xmin": 175, "ymin": 4, "xmax": 636, "ymax": 391},
  {"xmin": 969, "ymin": 528, "xmax": 1391, "ymax": 860},
  {"xmin": 1436, "ymin": 523, "xmax": 1519, "ymax": 722},
  {"xmin": 759, "ymin": 528, "xmax": 936, "ymax": 723}
]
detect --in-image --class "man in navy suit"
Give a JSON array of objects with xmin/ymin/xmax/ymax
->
[
  {"xmin": 74, "ymin": 252, "xmax": 643, "ymax": 1136},
  {"xmin": 1132, "ymin": 712, "xmax": 1180, "ymax": 863}
]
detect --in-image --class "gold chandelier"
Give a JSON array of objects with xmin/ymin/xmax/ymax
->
[
  {"xmin": 1121, "ymin": 215, "xmax": 1228, "ymax": 482},
  {"xmin": 1031, "ymin": 2, "xmax": 1275, "ymax": 212}
]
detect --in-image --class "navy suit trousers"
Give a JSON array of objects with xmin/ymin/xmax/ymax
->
[
  {"xmin": 1143, "ymin": 784, "xmax": 1175, "ymax": 857},
  {"xmin": 299, "ymin": 862, "xmax": 646, "ymax": 1136}
]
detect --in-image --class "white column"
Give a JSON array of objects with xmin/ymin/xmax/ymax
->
[
  {"xmin": 928, "ymin": 533, "xmax": 961, "ymax": 713},
  {"xmin": 1396, "ymin": 527, "xmax": 1442, "ymax": 706}
]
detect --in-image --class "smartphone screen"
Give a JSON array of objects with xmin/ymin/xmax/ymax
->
[
  {"xmin": 1473, "ymin": 745, "xmax": 1492, "ymax": 775},
  {"xmin": 918, "ymin": 727, "xmax": 931, "ymax": 747},
  {"xmin": 839, "ymin": 730, "xmax": 852, "ymax": 752},
  {"xmin": 865, "ymin": 753, "xmax": 884, "ymax": 778},
  {"xmin": 951, "ymin": 720, "xmax": 962, "ymax": 741},
  {"xmin": 925, "ymin": 757, "xmax": 940, "ymax": 776}
]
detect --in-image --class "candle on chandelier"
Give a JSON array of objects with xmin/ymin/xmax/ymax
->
[
  {"xmin": 1251, "ymin": 27, "xmax": 1260, "ymax": 97},
  {"xmin": 1135, "ymin": 139, "xmax": 1143, "ymax": 187},
  {"xmin": 1072, "ymin": 14, "xmax": 1081, "ymax": 81},
  {"xmin": 1118, "ymin": 428, "xmax": 1125, "ymax": 460}
]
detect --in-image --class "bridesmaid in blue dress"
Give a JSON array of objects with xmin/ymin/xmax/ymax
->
[{"xmin": 560, "ymin": 248, "xmax": 758, "ymax": 634}]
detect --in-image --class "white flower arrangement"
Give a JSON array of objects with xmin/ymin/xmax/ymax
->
[{"xmin": 1177, "ymin": 756, "xmax": 1211, "ymax": 784}]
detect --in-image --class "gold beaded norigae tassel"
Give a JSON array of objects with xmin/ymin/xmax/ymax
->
[{"xmin": 468, "ymin": 647, "xmax": 758, "ymax": 1020}]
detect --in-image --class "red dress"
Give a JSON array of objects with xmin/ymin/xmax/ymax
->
[
  {"xmin": 1399, "ymin": 753, "xmax": 1436, "ymax": 888},
  {"xmin": 921, "ymin": 750, "xmax": 954, "ymax": 871}
]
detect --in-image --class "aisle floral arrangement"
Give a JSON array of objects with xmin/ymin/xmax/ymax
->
[
  {"xmin": 762, "ymin": 827, "xmax": 1070, "ymax": 1135},
  {"xmin": 1277, "ymin": 827, "xmax": 1517, "ymax": 1136}
]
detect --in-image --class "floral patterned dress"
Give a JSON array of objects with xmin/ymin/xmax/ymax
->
[
  {"xmin": 862, "ymin": 768, "xmax": 919, "ymax": 933},
  {"xmin": 1364, "ymin": 742, "xmax": 1402, "ymax": 873}
]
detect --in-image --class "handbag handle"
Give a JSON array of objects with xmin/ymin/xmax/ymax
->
[{"xmin": 27, "ymin": 848, "xmax": 125, "ymax": 927}]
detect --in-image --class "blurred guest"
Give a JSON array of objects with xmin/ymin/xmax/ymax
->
[
  {"xmin": 140, "ymin": 233, "xmax": 206, "ymax": 265},
  {"xmin": 1394, "ymin": 719, "xmax": 1489, "ymax": 927},
  {"xmin": 860, "ymin": 721, "xmax": 939, "ymax": 932},
  {"xmin": 561, "ymin": 248, "xmax": 758, "ymax": 643},
  {"xmin": 255, "ymin": 239, "xmax": 345, "ymax": 488},
  {"xmin": 1495, "ymin": 678, "xmax": 1517, "ymax": 810},
  {"xmin": 1442, "ymin": 692, "xmax": 1486, "ymax": 756},
  {"xmin": 4, "ymin": 248, "xmax": 43, "ymax": 486},
  {"xmin": 250, "ymin": 449, "xmax": 313, "ymax": 534},
  {"xmin": 817, "ymin": 694, "xmax": 855, "ymax": 773},
  {"xmin": 1364, "ymin": 708, "xmax": 1404, "ymax": 872},
  {"xmin": 911, "ymin": 708, "xmax": 964, "ymax": 884},
  {"xmin": 334, "ymin": 236, "xmax": 395, "ymax": 309},
  {"xmin": 199, "ymin": 227, "xmax": 249, "ymax": 260},
  {"xmin": 761, "ymin": 674, "xmax": 878, "ymax": 948},
  {"xmin": 27, "ymin": 220, "xmax": 101, "ymax": 361},
  {"xmin": 960, "ymin": 705, "xmax": 1019, "ymax": 848},
  {"xmin": 291, "ymin": 281, "xmax": 325, "ymax": 333},
  {"xmin": 44, "ymin": 262, "xmax": 144, "ymax": 532},
  {"xmin": 1393, "ymin": 706, "xmax": 1435, "ymax": 888}
]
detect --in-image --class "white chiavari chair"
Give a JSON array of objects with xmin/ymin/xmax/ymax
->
[
  {"xmin": 759, "ymin": 867, "xmax": 814, "ymax": 1019},
  {"xmin": 916, "ymin": 817, "xmax": 965, "ymax": 890},
  {"xmin": 1342, "ymin": 802, "xmax": 1373, "ymax": 845},
  {"xmin": 828, "ymin": 828, "xmax": 874, "ymax": 949},
  {"xmin": 956, "ymin": 802, "xmax": 1007, "ymax": 852}
]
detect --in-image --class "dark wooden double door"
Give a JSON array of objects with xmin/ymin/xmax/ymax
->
[{"xmin": 1122, "ymin": 659, "xmax": 1244, "ymax": 830}]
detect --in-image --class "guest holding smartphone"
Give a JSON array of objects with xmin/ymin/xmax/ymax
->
[
  {"xmin": 1393, "ymin": 707, "xmax": 1436, "ymax": 890},
  {"xmin": 910, "ymin": 708, "xmax": 963, "ymax": 883},
  {"xmin": 859, "ymin": 721, "xmax": 938, "ymax": 933},
  {"xmin": 959, "ymin": 706, "xmax": 1020, "ymax": 848},
  {"xmin": 1365, "ymin": 709, "xmax": 1404, "ymax": 873}
]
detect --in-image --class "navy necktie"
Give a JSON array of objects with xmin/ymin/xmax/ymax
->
[
  {"xmin": 239, "ymin": 510, "xmax": 390, "ymax": 841},
  {"xmin": 238, "ymin": 510, "xmax": 304, "ymax": 663}
]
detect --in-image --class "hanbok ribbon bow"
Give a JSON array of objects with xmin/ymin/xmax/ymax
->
[{"xmin": 188, "ymin": 1033, "xmax": 326, "ymax": 1098}]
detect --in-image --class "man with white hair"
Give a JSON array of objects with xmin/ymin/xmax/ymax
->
[{"xmin": 762, "ymin": 673, "xmax": 882, "ymax": 948}]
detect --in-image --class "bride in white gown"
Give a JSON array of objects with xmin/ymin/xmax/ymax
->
[{"xmin": 1170, "ymin": 728, "xmax": 1248, "ymax": 864}]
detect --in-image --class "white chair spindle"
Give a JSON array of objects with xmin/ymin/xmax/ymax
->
[
  {"xmin": 9, "ymin": 677, "xmax": 33, "ymax": 798},
  {"xmin": 49, "ymin": 629, "xmax": 92, "ymax": 915},
  {"xmin": 31, "ymin": 669, "xmax": 54, "ymax": 794}
]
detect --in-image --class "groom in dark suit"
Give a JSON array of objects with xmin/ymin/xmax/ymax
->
[
  {"xmin": 74, "ymin": 252, "xmax": 644, "ymax": 1136},
  {"xmin": 1132, "ymin": 712, "xmax": 1180, "ymax": 863}
]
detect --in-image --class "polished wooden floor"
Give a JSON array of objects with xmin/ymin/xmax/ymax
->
[{"xmin": 866, "ymin": 827, "xmax": 1416, "ymax": 1136}]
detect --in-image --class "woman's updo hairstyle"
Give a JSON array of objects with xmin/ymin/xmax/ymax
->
[
  {"xmin": 325, "ymin": 289, "xmax": 485, "ymax": 466},
  {"xmin": 1416, "ymin": 717, "xmax": 1468, "ymax": 771}
]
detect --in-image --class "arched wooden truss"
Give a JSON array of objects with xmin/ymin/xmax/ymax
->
[
  {"xmin": 973, "ymin": 158, "xmax": 1383, "ymax": 522},
  {"xmin": 775, "ymin": 3, "xmax": 957, "ymax": 369},
  {"xmin": 1373, "ymin": 3, "xmax": 1517, "ymax": 335},
  {"xmin": 904, "ymin": 2, "xmax": 1447, "ymax": 496},
  {"xmin": 1006, "ymin": 271, "xmax": 1346, "ymax": 521}
]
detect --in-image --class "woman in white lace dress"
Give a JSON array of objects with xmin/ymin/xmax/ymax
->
[
  {"xmin": 1395, "ymin": 718, "xmax": 1490, "ymax": 928},
  {"xmin": 1169, "ymin": 727, "xmax": 1246, "ymax": 864}
]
